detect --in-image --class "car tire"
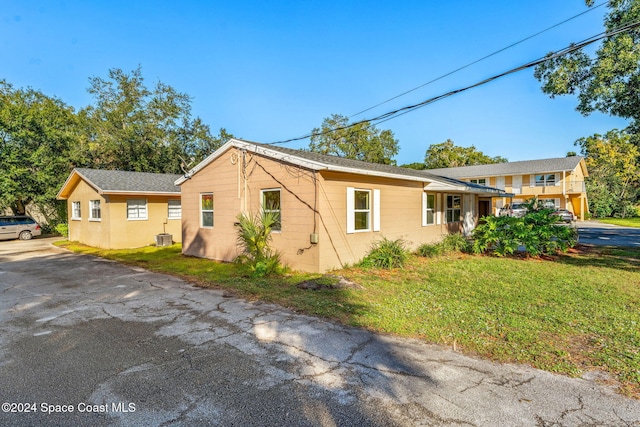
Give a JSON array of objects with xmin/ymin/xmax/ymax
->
[{"xmin": 19, "ymin": 230, "xmax": 32, "ymax": 240}]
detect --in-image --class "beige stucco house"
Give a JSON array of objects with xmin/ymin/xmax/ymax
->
[
  {"xmin": 177, "ymin": 139, "xmax": 509, "ymax": 273},
  {"xmin": 57, "ymin": 168, "xmax": 182, "ymax": 249},
  {"xmin": 426, "ymin": 156, "xmax": 590, "ymax": 220}
]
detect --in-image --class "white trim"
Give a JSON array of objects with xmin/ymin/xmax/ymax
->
[
  {"xmin": 71, "ymin": 201, "xmax": 81, "ymax": 221},
  {"xmin": 200, "ymin": 193, "xmax": 214, "ymax": 228},
  {"xmin": 373, "ymin": 189, "xmax": 380, "ymax": 232},
  {"xmin": 347, "ymin": 187, "xmax": 372, "ymax": 233},
  {"xmin": 346, "ymin": 187, "xmax": 355, "ymax": 234},
  {"xmin": 261, "ymin": 188, "xmax": 282, "ymax": 233},
  {"xmin": 422, "ymin": 192, "xmax": 435, "ymax": 226},
  {"xmin": 167, "ymin": 199, "xmax": 181, "ymax": 219},
  {"xmin": 89, "ymin": 200, "xmax": 101, "ymax": 221},
  {"xmin": 126, "ymin": 198, "xmax": 148, "ymax": 220}
]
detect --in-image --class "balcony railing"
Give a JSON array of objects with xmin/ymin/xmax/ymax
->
[{"xmin": 504, "ymin": 181, "xmax": 586, "ymax": 194}]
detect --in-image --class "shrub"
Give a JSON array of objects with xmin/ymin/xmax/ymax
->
[
  {"xmin": 55, "ymin": 223, "xmax": 69, "ymax": 237},
  {"xmin": 360, "ymin": 237, "xmax": 409, "ymax": 269},
  {"xmin": 471, "ymin": 201, "xmax": 577, "ymax": 257},
  {"xmin": 416, "ymin": 242, "xmax": 444, "ymax": 257},
  {"xmin": 441, "ymin": 232, "xmax": 471, "ymax": 253},
  {"xmin": 235, "ymin": 210, "xmax": 282, "ymax": 277}
]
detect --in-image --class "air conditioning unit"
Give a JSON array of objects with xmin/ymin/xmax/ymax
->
[{"xmin": 155, "ymin": 233, "xmax": 173, "ymax": 247}]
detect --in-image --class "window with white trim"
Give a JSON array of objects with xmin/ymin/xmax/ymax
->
[
  {"xmin": 127, "ymin": 199, "xmax": 148, "ymax": 220},
  {"xmin": 89, "ymin": 200, "xmax": 101, "ymax": 221},
  {"xmin": 261, "ymin": 189, "xmax": 281, "ymax": 232},
  {"xmin": 535, "ymin": 174, "xmax": 556, "ymax": 187},
  {"xmin": 71, "ymin": 201, "xmax": 81, "ymax": 220},
  {"xmin": 445, "ymin": 195, "xmax": 461, "ymax": 223},
  {"xmin": 422, "ymin": 193, "xmax": 435, "ymax": 226},
  {"xmin": 470, "ymin": 178, "xmax": 487, "ymax": 185},
  {"xmin": 540, "ymin": 198, "xmax": 560, "ymax": 209},
  {"xmin": 168, "ymin": 199, "xmax": 181, "ymax": 219},
  {"xmin": 346, "ymin": 187, "xmax": 380, "ymax": 233},
  {"xmin": 201, "ymin": 193, "xmax": 213, "ymax": 228}
]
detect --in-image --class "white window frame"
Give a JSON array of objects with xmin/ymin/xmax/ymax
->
[
  {"xmin": 534, "ymin": 174, "xmax": 558, "ymax": 187},
  {"xmin": 346, "ymin": 187, "xmax": 380, "ymax": 233},
  {"xmin": 540, "ymin": 198, "xmax": 561, "ymax": 209},
  {"xmin": 89, "ymin": 200, "xmax": 101, "ymax": 221},
  {"xmin": 261, "ymin": 188, "xmax": 282, "ymax": 232},
  {"xmin": 469, "ymin": 178, "xmax": 487, "ymax": 186},
  {"xmin": 445, "ymin": 194, "xmax": 462, "ymax": 223},
  {"xmin": 200, "ymin": 193, "xmax": 214, "ymax": 228},
  {"xmin": 71, "ymin": 201, "xmax": 81, "ymax": 220},
  {"xmin": 422, "ymin": 193, "xmax": 435, "ymax": 226},
  {"xmin": 126, "ymin": 198, "xmax": 148, "ymax": 220},
  {"xmin": 167, "ymin": 199, "xmax": 181, "ymax": 219}
]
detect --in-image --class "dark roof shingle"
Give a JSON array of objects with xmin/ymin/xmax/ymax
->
[
  {"xmin": 424, "ymin": 157, "xmax": 584, "ymax": 179},
  {"xmin": 75, "ymin": 168, "xmax": 181, "ymax": 194}
]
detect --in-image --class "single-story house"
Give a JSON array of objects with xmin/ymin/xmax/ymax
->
[
  {"xmin": 426, "ymin": 156, "xmax": 589, "ymax": 220},
  {"xmin": 57, "ymin": 168, "xmax": 182, "ymax": 249},
  {"xmin": 177, "ymin": 138, "xmax": 510, "ymax": 273}
]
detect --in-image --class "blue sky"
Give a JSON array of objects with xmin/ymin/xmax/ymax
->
[{"xmin": 1, "ymin": 1, "xmax": 629, "ymax": 165}]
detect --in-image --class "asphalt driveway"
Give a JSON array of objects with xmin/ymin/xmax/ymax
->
[
  {"xmin": 1, "ymin": 238, "xmax": 639, "ymax": 426},
  {"xmin": 577, "ymin": 220, "xmax": 640, "ymax": 247}
]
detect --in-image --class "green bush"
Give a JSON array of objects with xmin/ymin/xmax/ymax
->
[
  {"xmin": 235, "ymin": 210, "xmax": 283, "ymax": 277},
  {"xmin": 55, "ymin": 223, "xmax": 69, "ymax": 237},
  {"xmin": 360, "ymin": 237, "xmax": 409, "ymax": 269},
  {"xmin": 416, "ymin": 242, "xmax": 444, "ymax": 257},
  {"xmin": 472, "ymin": 200, "xmax": 577, "ymax": 257},
  {"xmin": 441, "ymin": 232, "xmax": 471, "ymax": 253}
]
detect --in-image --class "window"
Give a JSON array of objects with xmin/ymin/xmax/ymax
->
[
  {"xmin": 347, "ymin": 187, "xmax": 380, "ymax": 233},
  {"xmin": 422, "ymin": 193, "xmax": 435, "ymax": 226},
  {"xmin": 535, "ymin": 174, "xmax": 556, "ymax": 187},
  {"xmin": 540, "ymin": 198, "xmax": 559, "ymax": 209},
  {"xmin": 89, "ymin": 200, "xmax": 101, "ymax": 221},
  {"xmin": 470, "ymin": 178, "xmax": 487, "ymax": 185},
  {"xmin": 261, "ymin": 189, "xmax": 281, "ymax": 232},
  {"xmin": 71, "ymin": 202, "xmax": 81, "ymax": 220},
  {"xmin": 201, "ymin": 193, "xmax": 213, "ymax": 228},
  {"xmin": 354, "ymin": 190, "xmax": 371, "ymax": 231},
  {"xmin": 127, "ymin": 199, "xmax": 148, "ymax": 220},
  {"xmin": 446, "ymin": 195, "xmax": 461, "ymax": 223},
  {"xmin": 168, "ymin": 200, "xmax": 181, "ymax": 219}
]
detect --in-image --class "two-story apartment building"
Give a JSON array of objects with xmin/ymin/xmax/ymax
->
[{"xmin": 426, "ymin": 156, "xmax": 589, "ymax": 220}]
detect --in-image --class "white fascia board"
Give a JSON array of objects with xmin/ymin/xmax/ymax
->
[
  {"xmin": 424, "ymin": 182, "xmax": 504, "ymax": 195},
  {"xmin": 102, "ymin": 191, "xmax": 180, "ymax": 196}
]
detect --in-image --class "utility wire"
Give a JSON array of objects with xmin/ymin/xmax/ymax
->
[
  {"xmin": 268, "ymin": 19, "xmax": 640, "ymax": 146},
  {"xmin": 348, "ymin": 1, "xmax": 609, "ymax": 119}
]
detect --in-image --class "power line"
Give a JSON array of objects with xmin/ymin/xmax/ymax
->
[
  {"xmin": 268, "ymin": 18, "xmax": 640, "ymax": 146},
  {"xmin": 348, "ymin": 1, "xmax": 609, "ymax": 119}
]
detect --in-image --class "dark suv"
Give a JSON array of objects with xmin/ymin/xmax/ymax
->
[{"xmin": 0, "ymin": 215, "xmax": 42, "ymax": 241}]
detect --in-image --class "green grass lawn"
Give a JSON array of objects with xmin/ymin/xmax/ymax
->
[
  {"xmin": 598, "ymin": 217, "xmax": 640, "ymax": 228},
  {"xmin": 56, "ymin": 241, "xmax": 640, "ymax": 398}
]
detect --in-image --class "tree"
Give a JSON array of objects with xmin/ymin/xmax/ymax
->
[
  {"xmin": 309, "ymin": 114, "xmax": 399, "ymax": 165},
  {"xmin": 534, "ymin": 1, "xmax": 640, "ymax": 134},
  {"xmin": 80, "ymin": 67, "xmax": 223, "ymax": 174},
  {"xmin": 423, "ymin": 139, "xmax": 507, "ymax": 169},
  {"xmin": 576, "ymin": 130, "xmax": 640, "ymax": 218},
  {"xmin": 0, "ymin": 80, "xmax": 79, "ymax": 223}
]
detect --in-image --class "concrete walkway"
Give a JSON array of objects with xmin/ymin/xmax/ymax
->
[{"xmin": 0, "ymin": 238, "xmax": 639, "ymax": 426}]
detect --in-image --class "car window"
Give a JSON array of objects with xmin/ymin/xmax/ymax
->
[{"xmin": 0, "ymin": 218, "xmax": 17, "ymax": 226}]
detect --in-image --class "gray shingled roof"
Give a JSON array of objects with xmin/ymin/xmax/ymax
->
[
  {"xmin": 75, "ymin": 168, "xmax": 182, "ymax": 194},
  {"xmin": 424, "ymin": 156, "xmax": 584, "ymax": 179},
  {"xmin": 237, "ymin": 140, "xmax": 501, "ymax": 192}
]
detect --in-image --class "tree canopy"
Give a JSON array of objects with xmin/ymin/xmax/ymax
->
[
  {"xmin": 421, "ymin": 139, "xmax": 507, "ymax": 169},
  {"xmin": 308, "ymin": 114, "xmax": 399, "ymax": 165}
]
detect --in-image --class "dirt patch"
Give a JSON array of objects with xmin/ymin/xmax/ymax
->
[{"xmin": 296, "ymin": 275, "xmax": 363, "ymax": 291}]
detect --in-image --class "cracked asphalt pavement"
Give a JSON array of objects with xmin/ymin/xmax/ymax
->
[{"xmin": 1, "ymin": 238, "xmax": 639, "ymax": 426}]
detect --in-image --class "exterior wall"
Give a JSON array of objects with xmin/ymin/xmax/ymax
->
[
  {"xmin": 316, "ymin": 171, "xmax": 466, "ymax": 272},
  {"xmin": 66, "ymin": 180, "xmax": 112, "ymax": 249},
  {"xmin": 180, "ymin": 147, "xmax": 476, "ymax": 273},
  {"xmin": 108, "ymin": 195, "xmax": 182, "ymax": 248},
  {"xmin": 66, "ymin": 179, "xmax": 181, "ymax": 249},
  {"xmin": 180, "ymin": 148, "xmax": 319, "ymax": 272}
]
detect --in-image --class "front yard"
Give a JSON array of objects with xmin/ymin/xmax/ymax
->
[{"xmin": 57, "ymin": 241, "xmax": 640, "ymax": 398}]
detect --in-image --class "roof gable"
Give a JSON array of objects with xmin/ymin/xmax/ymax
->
[
  {"xmin": 57, "ymin": 168, "xmax": 182, "ymax": 199},
  {"xmin": 177, "ymin": 139, "xmax": 508, "ymax": 195}
]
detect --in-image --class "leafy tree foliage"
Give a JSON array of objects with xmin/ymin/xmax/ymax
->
[
  {"xmin": 0, "ymin": 81, "xmax": 79, "ymax": 221},
  {"xmin": 423, "ymin": 139, "xmax": 507, "ymax": 169},
  {"xmin": 80, "ymin": 67, "xmax": 225, "ymax": 173},
  {"xmin": 576, "ymin": 130, "xmax": 640, "ymax": 218},
  {"xmin": 309, "ymin": 114, "xmax": 399, "ymax": 165},
  {"xmin": 535, "ymin": 0, "xmax": 640, "ymax": 132}
]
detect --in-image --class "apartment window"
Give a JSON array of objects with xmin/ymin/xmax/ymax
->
[
  {"xmin": 89, "ymin": 200, "xmax": 101, "ymax": 221},
  {"xmin": 541, "ymin": 198, "xmax": 559, "ymax": 209},
  {"xmin": 422, "ymin": 193, "xmax": 435, "ymax": 226},
  {"xmin": 168, "ymin": 200, "xmax": 181, "ymax": 219},
  {"xmin": 201, "ymin": 193, "xmax": 214, "ymax": 228},
  {"xmin": 535, "ymin": 174, "xmax": 556, "ymax": 187},
  {"xmin": 354, "ymin": 190, "xmax": 371, "ymax": 231},
  {"xmin": 445, "ymin": 195, "xmax": 461, "ymax": 223},
  {"xmin": 127, "ymin": 199, "xmax": 148, "ymax": 220},
  {"xmin": 347, "ymin": 187, "xmax": 380, "ymax": 233},
  {"xmin": 470, "ymin": 178, "xmax": 487, "ymax": 185},
  {"xmin": 261, "ymin": 189, "xmax": 281, "ymax": 232},
  {"xmin": 71, "ymin": 201, "xmax": 81, "ymax": 220}
]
